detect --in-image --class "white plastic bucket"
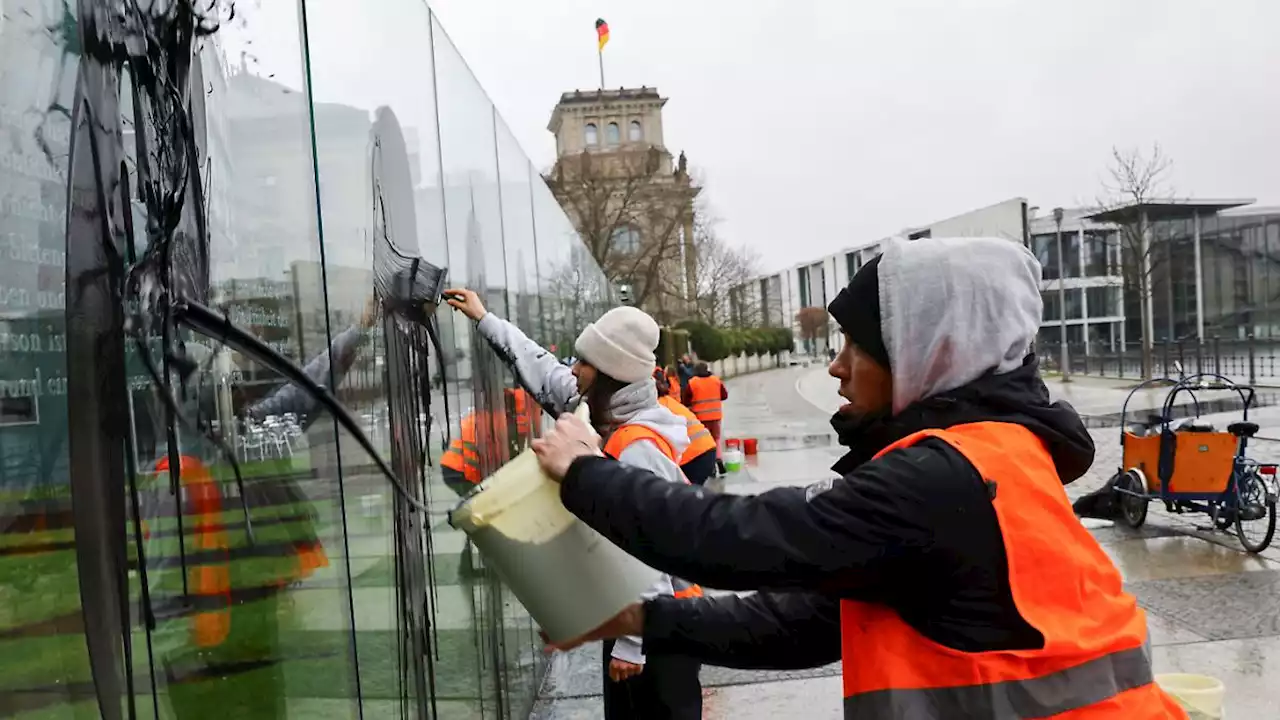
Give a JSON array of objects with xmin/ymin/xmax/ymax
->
[
  {"xmin": 1155, "ymin": 673, "xmax": 1225, "ymax": 719},
  {"xmin": 448, "ymin": 405, "xmax": 660, "ymax": 644},
  {"xmin": 723, "ymin": 448, "xmax": 744, "ymax": 473}
]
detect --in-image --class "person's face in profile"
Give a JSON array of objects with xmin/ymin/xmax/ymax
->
[{"xmin": 828, "ymin": 333, "xmax": 892, "ymax": 421}]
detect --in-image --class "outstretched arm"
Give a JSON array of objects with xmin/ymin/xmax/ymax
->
[
  {"xmin": 447, "ymin": 289, "xmax": 578, "ymax": 415},
  {"xmin": 532, "ymin": 414, "xmax": 953, "ymax": 596},
  {"xmin": 643, "ymin": 591, "xmax": 841, "ymax": 669},
  {"xmin": 246, "ymin": 299, "xmax": 377, "ymax": 427}
]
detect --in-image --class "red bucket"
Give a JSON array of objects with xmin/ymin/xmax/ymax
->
[{"xmin": 743, "ymin": 438, "xmax": 759, "ymax": 456}]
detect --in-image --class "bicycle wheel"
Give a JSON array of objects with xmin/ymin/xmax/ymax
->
[
  {"xmin": 1118, "ymin": 470, "xmax": 1149, "ymax": 529},
  {"xmin": 1235, "ymin": 472, "xmax": 1277, "ymax": 553}
]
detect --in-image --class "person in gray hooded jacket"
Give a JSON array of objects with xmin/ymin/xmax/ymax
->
[{"xmin": 446, "ymin": 288, "xmax": 702, "ymax": 720}]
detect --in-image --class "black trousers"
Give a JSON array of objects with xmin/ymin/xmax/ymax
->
[
  {"xmin": 682, "ymin": 449, "xmax": 717, "ymax": 486},
  {"xmin": 602, "ymin": 640, "xmax": 702, "ymax": 720}
]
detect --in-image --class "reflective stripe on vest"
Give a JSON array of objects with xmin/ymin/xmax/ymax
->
[
  {"xmin": 658, "ymin": 396, "xmax": 717, "ymax": 463},
  {"xmin": 687, "ymin": 376, "xmax": 723, "ymax": 421},
  {"xmin": 844, "ymin": 644, "xmax": 1155, "ymax": 718},
  {"xmin": 840, "ymin": 422, "xmax": 1185, "ymax": 719}
]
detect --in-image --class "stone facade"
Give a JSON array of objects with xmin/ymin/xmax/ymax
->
[{"xmin": 546, "ymin": 88, "xmax": 699, "ymax": 324}]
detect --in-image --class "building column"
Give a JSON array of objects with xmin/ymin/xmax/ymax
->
[
  {"xmin": 1194, "ymin": 211, "xmax": 1205, "ymax": 340},
  {"xmin": 1079, "ymin": 226, "xmax": 1089, "ymax": 356}
]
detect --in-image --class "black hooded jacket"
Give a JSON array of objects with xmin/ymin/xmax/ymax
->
[{"xmin": 558, "ymin": 356, "xmax": 1095, "ymax": 670}]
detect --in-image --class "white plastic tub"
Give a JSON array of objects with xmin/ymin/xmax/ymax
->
[
  {"xmin": 449, "ymin": 405, "xmax": 660, "ymax": 644},
  {"xmin": 1155, "ymin": 673, "xmax": 1225, "ymax": 719}
]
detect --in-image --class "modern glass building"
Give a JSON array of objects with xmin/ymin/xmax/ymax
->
[
  {"xmin": 0, "ymin": 1, "xmax": 610, "ymax": 718},
  {"xmin": 1033, "ymin": 201, "xmax": 1280, "ymax": 350}
]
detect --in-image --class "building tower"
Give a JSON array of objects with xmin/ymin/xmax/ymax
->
[{"xmin": 546, "ymin": 87, "xmax": 699, "ymax": 323}]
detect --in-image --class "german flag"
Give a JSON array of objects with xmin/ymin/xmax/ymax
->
[{"xmin": 596, "ymin": 18, "xmax": 610, "ymax": 51}]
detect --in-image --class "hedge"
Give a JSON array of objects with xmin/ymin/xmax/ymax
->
[{"xmin": 675, "ymin": 322, "xmax": 794, "ymax": 362}]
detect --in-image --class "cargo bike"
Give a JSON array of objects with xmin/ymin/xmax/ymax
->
[{"xmin": 1113, "ymin": 370, "xmax": 1278, "ymax": 553}]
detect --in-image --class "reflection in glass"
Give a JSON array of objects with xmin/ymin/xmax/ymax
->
[
  {"xmin": 605, "ymin": 122, "xmax": 621, "ymax": 146},
  {"xmin": 585, "ymin": 122, "xmax": 599, "ymax": 146},
  {"xmin": 0, "ymin": 2, "xmax": 610, "ymax": 718}
]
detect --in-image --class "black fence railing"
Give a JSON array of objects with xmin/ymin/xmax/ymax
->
[{"xmin": 1038, "ymin": 336, "xmax": 1280, "ymax": 385}]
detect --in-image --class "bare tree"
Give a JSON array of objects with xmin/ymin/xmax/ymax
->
[
  {"xmin": 690, "ymin": 215, "xmax": 762, "ymax": 326},
  {"xmin": 796, "ymin": 306, "xmax": 830, "ymax": 355},
  {"xmin": 1098, "ymin": 143, "xmax": 1174, "ymax": 379},
  {"xmin": 540, "ymin": 243, "xmax": 612, "ymax": 353},
  {"xmin": 545, "ymin": 148, "xmax": 699, "ymax": 323}
]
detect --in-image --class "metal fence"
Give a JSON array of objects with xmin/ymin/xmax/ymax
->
[{"xmin": 1038, "ymin": 337, "xmax": 1280, "ymax": 385}]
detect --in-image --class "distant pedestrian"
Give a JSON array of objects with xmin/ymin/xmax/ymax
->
[
  {"xmin": 683, "ymin": 362, "xmax": 727, "ymax": 474},
  {"xmin": 677, "ymin": 354, "xmax": 695, "ymax": 392},
  {"xmin": 654, "ymin": 368, "xmax": 718, "ymax": 486}
]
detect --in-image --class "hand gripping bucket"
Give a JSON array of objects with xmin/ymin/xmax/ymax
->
[{"xmin": 448, "ymin": 405, "xmax": 660, "ymax": 643}]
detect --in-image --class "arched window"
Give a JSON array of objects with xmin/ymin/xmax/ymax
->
[
  {"xmin": 628, "ymin": 120, "xmax": 642, "ymax": 142},
  {"xmin": 606, "ymin": 122, "xmax": 621, "ymax": 146},
  {"xmin": 610, "ymin": 225, "xmax": 642, "ymax": 254},
  {"xmin": 585, "ymin": 123, "xmax": 599, "ymax": 146}
]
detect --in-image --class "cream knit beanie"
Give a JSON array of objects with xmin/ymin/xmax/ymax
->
[{"xmin": 574, "ymin": 306, "xmax": 660, "ymax": 383}]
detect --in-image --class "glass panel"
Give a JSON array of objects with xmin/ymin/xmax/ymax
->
[
  {"xmin": 1064, "ymin": 288, "xmax": 1083, "ymax": 320},
  {"xmin": 432, "ymin": 13, "xmax": 518, "ymax": 718},
  {"xmin": 0, "ymin": 0, "xmax": 90, "ymax": 715},
  {"xmin": 301, "ymin": 0, "xmax": 451, "ymax": 716},
  {"xmin": 138, "ymin": 4, "xmax": 361, "ymax": 716},
  {"xmin": 1087, "ymin": 286, "xmax": 1120, "ymax": 318},
  {"xmin": 1084, "ymin": 231, "xmax": 1112, "ymax": 277},
  {"xmin": 1042, "ymin": 290, "xmax": 1061, "ymax": 321},
  {"xmin": 1063, "ymin": 232, "xmax": 1081, "ymax": 278},
  {"xmin": 1032, "ymin": 234, "xmax": 1058, "ymax": 279}
]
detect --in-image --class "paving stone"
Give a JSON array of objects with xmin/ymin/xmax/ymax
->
[{"xmin": 1129, "ymin": 569, "xmax": 1280, "ymax": 642}]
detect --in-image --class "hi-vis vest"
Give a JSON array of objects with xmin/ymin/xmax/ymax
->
[
  {"xmin": 657, "ymin": 395, "xmax": 718, "ymax": 464},
  {"xmin": 603, "ymin": 423, "xmax": 703, "ymax": 600},
  {"xmin": 687, "ymin": 375, "xmax": 724, "ymax": 422},
  {"xmin": 841, "ymin": 422, "xmax": 1186, "ymax": 719},
  {"xmin": 510, "ymin": 388, "xmax": 536, "ymax": 437},
  {"xmin": 666, "ymin": 372, "xmax": 681, "ymax": 401},
  {"xmin": 440, "ymin": 414, "xmax": 481, "ymax": 484}
]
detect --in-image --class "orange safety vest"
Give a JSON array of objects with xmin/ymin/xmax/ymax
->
[
  {"xmin": 603, "ymin": 423, "xmax": 703, "ymax": 600},
  {"xmin": 840, "ymin": 423, "xmax": 1185, "ymax": 719},
  {"xmin": 666, "ymin": 373, "xmax": 681, "ymax": 401},
  {"xmin": 687, "ymin": 375, "xmax": 724, "ymax": 422},
  {"xmin": 440, "ymin": 415, "xmax": 481, "ymax": 484},
  {"xmin": 155, "ymin": 455, "xmax": 231, "ymax": 648},
  {"xmin": 658, "ymin": 395, "xmax": 718, "ymax": 465},
  {"xmin": 509, "ymin": 388, "xmax": 536, "ymax": 437}
]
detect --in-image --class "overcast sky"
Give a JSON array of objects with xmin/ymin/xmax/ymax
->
[{"xmin": 422, "ymin": 0, "xmax": 1279, "ymax": 272}]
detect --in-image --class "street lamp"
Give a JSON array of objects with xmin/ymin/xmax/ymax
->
[{"xmin": 1053, "ymin": 207, "xmax": 1070, "ymax": 383}]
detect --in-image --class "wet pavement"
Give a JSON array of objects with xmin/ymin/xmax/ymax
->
[{"xmin": 531, "ymin": 366, "xmax": 1280, "ymax": 719}]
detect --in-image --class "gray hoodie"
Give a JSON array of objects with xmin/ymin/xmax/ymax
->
[
  {"xmin": 877, "ymin": 236, "xmax": 1042, "ymax": 414},
  {"xmin": 476, "ymin": 312, "xmax": 691, "ymax": 666}
]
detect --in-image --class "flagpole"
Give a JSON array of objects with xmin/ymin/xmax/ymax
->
[{"xmin": 598, "ymin": 46, "xmax": 605, "ymax": 89}]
